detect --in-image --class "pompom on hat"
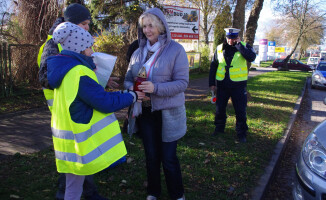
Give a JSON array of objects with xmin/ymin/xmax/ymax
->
[
  {"xmin": 64, "ymin": 3, "xmax": 91, "ymax": 25},
  {"xmin": 52, "ymin": 22, "xmax": 94, "ymax": 53},
  {"xmin": 224, "ymin": 28, "xmax": 240, "ymax": 39}
]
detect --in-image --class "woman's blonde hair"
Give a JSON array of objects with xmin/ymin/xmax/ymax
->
[{"xmin": 138, "ymin": 12, "xmax": 165, "ymax": 34}]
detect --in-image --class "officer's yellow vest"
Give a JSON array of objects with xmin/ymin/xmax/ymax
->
[
  {"xmin": 51, "ymin": 65, "xmax": 127, "ymax": 175},
  {"xmin": 37, "ymin": 35, "xmax": 62, "ymax": 112},
  {"xmin": 216, "ymin": 41, "xmax": 248, "ymax": 81}
]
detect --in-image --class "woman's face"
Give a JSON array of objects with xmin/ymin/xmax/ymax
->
[
  {"xmin": 78, "ymin": 20, "xmax": 91, "ymax": 31},
  {"xmin": 142, "ymin": 17, "xmax": 160, "ymax": 45}
]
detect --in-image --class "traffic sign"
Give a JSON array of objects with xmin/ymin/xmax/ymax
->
[{"xmin": 163, "ymin": 5, "xmax": 200, "ymax": 40}]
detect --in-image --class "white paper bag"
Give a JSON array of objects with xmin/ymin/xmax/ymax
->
[{"xmin": 92, "ymin": 52, "xmax": 117, "ymax": 88}]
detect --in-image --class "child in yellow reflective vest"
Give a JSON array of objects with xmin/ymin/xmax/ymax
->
[{"xmin": 47, "ymin": 22, "xmax": 144, "ymax": 200}]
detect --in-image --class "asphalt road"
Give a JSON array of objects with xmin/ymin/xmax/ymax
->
[{"xmin": 263, "ymin": 78, "xmax": 326, "ymax": 200}]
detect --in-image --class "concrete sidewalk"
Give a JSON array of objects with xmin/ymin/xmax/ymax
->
[{"xmin": 0, "ymin": 67, "xmax": 280, "ymax": 198}]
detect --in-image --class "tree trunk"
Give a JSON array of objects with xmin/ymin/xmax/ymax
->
[
  {"xmin": 244, "ymin": 0, "xmax": 264, "ymax": 46},
  {"xmin": 203, "ymin": 15, "xmax": 209, "ymax": 44},
  {"xmin": 284, "ymin": 22, "xmax": 304, "ymax": 70},
  {"xmin": 232, "ymin": 0, "xmax": 248, "ymax": 38},
  {"xmin": 299, "ymin": 47, "xmax": 304, "ymax": 60}
]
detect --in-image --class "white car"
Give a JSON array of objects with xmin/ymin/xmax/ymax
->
[
  {"xmin": 293, "ymin": 120, "xmax": 326, "ymax": 200},
  {"xmin": 307, "ymin": 57, "xmax": 320, "ymax": 68}
]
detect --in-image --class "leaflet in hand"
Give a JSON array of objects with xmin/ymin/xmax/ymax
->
[{"xmin": 92, "ymin": 52, "xmax": 117, "ymax": 88}]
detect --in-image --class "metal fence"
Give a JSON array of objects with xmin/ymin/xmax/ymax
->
[{"xmin": 0, "ymin": 43, "xmax": 39, "ymax": 97}]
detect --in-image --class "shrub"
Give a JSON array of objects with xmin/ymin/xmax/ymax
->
[{"xmin": 199, "ymin": 44, "xmax": 210, "ymax": 72}]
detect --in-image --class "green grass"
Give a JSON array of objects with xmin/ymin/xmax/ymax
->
[
  {"xmin": 0, "ymin": 71, "xmax": 310, "ymax": 199},
  {"xmin": 189, "ymin": 71, "xmax": 209, "ymax": 80},
  {"xmin": 0, "ymin": 91, "xmax": 46, "ymax": 114},
  {"xmin": 251, "ymin": 60, "xmax": 273, "ymax": 68}
]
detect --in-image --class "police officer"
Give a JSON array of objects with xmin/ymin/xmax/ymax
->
[{"xmin": 209, "ymin": 28, "xmax": 256, "ymax": 143}]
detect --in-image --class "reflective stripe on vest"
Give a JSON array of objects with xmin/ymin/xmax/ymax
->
[
  {"xmin": 38, "ymin": 35, "xmax": 62, "ymax": 112},
  {"xmin": 55, "ymin": 133, "xmax": 123, "ymax": 164},
  {"xmin": 215, "ymin": 41, "xmax": 248, "ymax": 81},
  {"xmin": 52, "ymin": 114, "xmax": 117, "ymax": 143},
  {"xmin": 51, "ymin": 65, "xmax": 127, "ymax": 175}
]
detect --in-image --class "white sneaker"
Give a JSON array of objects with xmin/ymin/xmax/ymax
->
[{"xmin": 146, "ymin": 195, "xmax": 157, "ymax": 200}]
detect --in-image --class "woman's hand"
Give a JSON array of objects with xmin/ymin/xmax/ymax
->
[{"xmin": 138, "ymin": 81, "xmax": 154, "ymax": 93}]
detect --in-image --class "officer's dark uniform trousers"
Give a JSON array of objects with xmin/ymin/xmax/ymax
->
[
  {"xmin": 214, "ymin": 70, "xmax": 248, "ymax": 138},
  {"xmin": 209, "ymin": 42, "xmax": 256, "ymax": 138}
]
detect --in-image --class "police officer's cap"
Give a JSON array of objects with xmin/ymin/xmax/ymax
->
[{"xmin": 224, "ymin": 28, "xmax": 240, "ymax": 39}]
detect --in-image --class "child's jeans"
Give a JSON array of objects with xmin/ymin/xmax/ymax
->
[{"xmin": 65, "ymin": 173, "xmax": 85, "ymax": 200}]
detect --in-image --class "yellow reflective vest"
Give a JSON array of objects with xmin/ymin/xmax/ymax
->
[
  {"xmin": 216, "ymin": 41, "xmax": 248, "ymax": 82},
  {"xmin": 51, "ymin": 64, "xmax": 127, "ymax": 175},
  {"xmin": 37, "ymin": 35, "xmax": 63, "ymax": 112}
]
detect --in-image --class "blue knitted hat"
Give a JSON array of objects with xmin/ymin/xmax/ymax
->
[{"xmin": 64, "ymin": 3, "xmax": 91, "ymax": 25}]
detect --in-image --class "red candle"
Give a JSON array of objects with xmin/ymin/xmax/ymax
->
[
  {"xmin": 134, "ymin": 66, "xmax": 147, "ymax": 92},
  {"xmin": 134, "ymin": 77, "xmax": 147, "ymax": 91}
]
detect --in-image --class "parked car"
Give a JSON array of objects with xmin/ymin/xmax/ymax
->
[
  {"xmin": 311, "ymin": 61, "xmax": 326, "ymax": 89},
  {"xmin": 272, "ymin": 58, "xmax": 313, "ymax": 71},
  {"xmin": 293, "ymin": 118, "xmax": 326, "ymax": 200},
  {"xmin": 307, "ymin": 57, "xmax": 320, "ymax": 68}
]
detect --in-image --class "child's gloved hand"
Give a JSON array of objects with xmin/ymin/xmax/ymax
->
[
  {"xmin": 135, "ymin": 91, "xmax": 145, "ymax": 102},
  {"xmin": 107, "ymin": 77, "xmax": 119, "ymax": 89}
]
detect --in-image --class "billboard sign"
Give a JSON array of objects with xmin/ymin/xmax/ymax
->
[
  {"xmin": 187, "ymin": 52, "xmax": 201, "ymax": 69},
  {"xmin": 268, "ymin": 41, "xmax": 276, "ymax": 57},
  {"xmin": 275, "ymin": 47, "xmax": 285, "ymax": 52},
  {"xmin": 259, "ymin": 39, "xmax": 268, "ymax": 61},
  {"xmin": 163, "ymin": 5, "xmax": 200, "ymax": 40},
  {"xmin": 268, "ymin": 41, "xmax": 276, "ymax": 46},
  {"xmin": 259, "ymin": 39, "xmax": 268, "ymax": 45}
]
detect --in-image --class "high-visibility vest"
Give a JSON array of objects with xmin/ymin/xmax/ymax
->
[
  {"xmin": 51, "ymin": 64, "xmax": 127, "ymax": 175},
  {"xmin": 37, "ymin": 35, "xmax": 62, "ymax": 112},
  {"xmin": 215, "ymin": 41, "xmax": 248, "ymax": 82}
]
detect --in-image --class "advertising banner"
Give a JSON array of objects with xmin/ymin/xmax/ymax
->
[
  {"xmin": 275, "ymin": 47, "xmax": 285, "ymax": 52},
  {"xmin": 163, "ymin": 5, "xmax": 200, "ymax": 40},
  {"xmin": 186, "ymin": 52, "xmax": 201, "ymax": 69},
  {"xmin": 268, "ymin": 41, "xmax": 276, "ymax": 46},
  {"xmin": 259, "ymin": 39, "xmax": 268, "ymax": 45},
  {"xmin": 259, "ymin": 39, "xmax": 268, "ymax": 61},
  {"xmin": 267, "ymin": 41, "xmax": 276, "ymax": 58}
]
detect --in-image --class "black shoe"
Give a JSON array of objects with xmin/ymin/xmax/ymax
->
[
  {"xmin": 85, "ymin": 193, "xmax": 109, "ymax": 200},
  {"xmin": 55, "ymin": 190, "xmax": 64, "ymax": 200},
  {"xmin": 212, "ymin": 130, "xmax": 224, "ymax": 136},
  {"xmin": 237, "ymin": 136, "xmax": 247, "ymax": 143}
]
